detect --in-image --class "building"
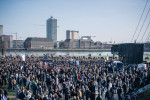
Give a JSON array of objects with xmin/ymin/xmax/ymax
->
[
  {"xmin": 59, "ymin": 40, "xmax": 65, "ymax": 49},
  {"xmin": 24, "ymin": 37, "xmax": 54, "ymax": 49},
  {"xmin": 56, "ymin": 41, "xmax": 60, "ymax": 49},
  {"xmin": 13, "ymin": 39, "xmax": 24, "ymax": 49},
  {"xmin": 66, "ymin": 30, "xmax": 79, "ymax": 39},
  {"xmin": 102, "ymin": 42, "xmax": 114, "ymax": 49},
  {"xmin": 93, "ymin": 41, "xmax": 103, "ymax": 49},
  {"xmin": 0, "ymin": 25, "xmax": 3, "ymax": 35},
  {"xmin": 47, "ymin": 16, "xmax": 57, "ymax": 47},
  {"xmin": 0, "ymin": 35, "xmax": 13, "ymax": 49},
  {"xmin": 79, "ymin": 36, "xmax": 94, "ymax": 49},
  {"xmin": 63, "ymin": 39, "xmax": 80, "ymax": 49},
  {"xmin": 61, "ymin": 36, "xmax": 95, "ymax": 49}
]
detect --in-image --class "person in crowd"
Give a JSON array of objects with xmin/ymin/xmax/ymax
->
[{"xmin": 0, "ymin": 55, "xmax": 149, "ymax": 100}]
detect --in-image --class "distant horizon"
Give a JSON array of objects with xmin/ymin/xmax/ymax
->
[{"xmin": 0, "ymin": 0, "xmax": 150, "ymax": 43}]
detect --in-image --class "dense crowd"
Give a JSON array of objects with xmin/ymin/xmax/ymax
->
[{"xmin": 0, "ymin": 55, "xmax": 150, "ymax": 100}]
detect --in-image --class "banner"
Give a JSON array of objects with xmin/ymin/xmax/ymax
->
[{"xmin": 21, "ymin": 54, "xmax": 25, "ymax": 61}]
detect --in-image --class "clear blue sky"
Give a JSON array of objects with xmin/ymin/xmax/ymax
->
[{"xmin": 0, "ymin": 0, "xmax": 150, "ymax": 43}]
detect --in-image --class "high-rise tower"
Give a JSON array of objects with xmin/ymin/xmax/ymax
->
[{"xmin": 46, "ymin": 16, "xmax": 57, "ymax": 47}]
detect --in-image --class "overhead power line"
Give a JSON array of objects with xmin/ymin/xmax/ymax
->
[
  {"xmin": 131, "ymin": 0, "xmax": 149, "ymax": 42},
  {"xmin": 140, "ymin": 20, "xmax": 150, "ymax": 43},
  {"xmin": 145, "ymin": 32, "xmax": 150, "ymax": 42},
  {"xmin": 33, "ymin": 24, "xmax": 60, "ymax": 27},
  {"xmin": 135, "ymin": 7, "xmax": 150, "ymax": 42}
]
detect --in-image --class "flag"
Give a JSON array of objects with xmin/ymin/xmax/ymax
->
[
  {"xmin": 45, "ymin": 62, "xmax": 47, "ymax": 66},
  {"xmin": 40, "ymin": 62, "xmax": 43, "ymax": 66}
]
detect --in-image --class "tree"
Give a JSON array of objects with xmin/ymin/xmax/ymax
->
[{"xmin": 0, "ymin": 40, "xmax": 6, "ymax": 55}]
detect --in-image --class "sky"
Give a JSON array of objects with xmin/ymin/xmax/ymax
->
[{"xmin": 0, "ymin": 0, "xmax": 150, "ymax": 43}]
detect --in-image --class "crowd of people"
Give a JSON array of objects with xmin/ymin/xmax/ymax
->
[{"xmin": 0, "ymin": 55, "xmax": 150, "ymax": 100}]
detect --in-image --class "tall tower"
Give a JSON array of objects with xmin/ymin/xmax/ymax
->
[
  {"xmin": 0, "ymin": 25, "xmax": 3, "ymax": 35},
  {"xmin": 46, "ymin": 16, "xmax": 57, "ymax": 47}
]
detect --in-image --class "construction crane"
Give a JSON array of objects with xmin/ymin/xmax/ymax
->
[
  {"xmin": 33, "ymin": 24, "xmax": 60, "ymax": 28},
  {"xmin": 33, "ymin": 24, "xmax": 46, "ymax": 26}
]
